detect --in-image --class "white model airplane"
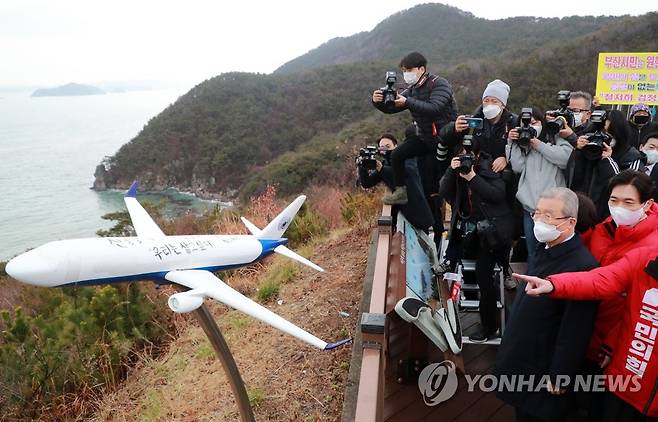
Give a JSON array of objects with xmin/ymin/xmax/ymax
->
[{"xmin": 6, "ymin": 182, "xmax": 351, "ymax": 351}]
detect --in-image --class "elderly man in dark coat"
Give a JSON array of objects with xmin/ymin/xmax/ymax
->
[{"xmin": 493, "ymin": 187, "xmax": 599, "ymax": 422}]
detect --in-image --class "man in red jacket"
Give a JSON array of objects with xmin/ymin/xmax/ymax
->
[
  {"xmin": 586, "ymin": 170, "xmax": 658, "ymax": 368},
  {"xmin": 517, "ymin": 245, "xmax": 658, "ymax": 421}
]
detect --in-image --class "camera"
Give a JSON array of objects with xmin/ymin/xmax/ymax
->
[
  {"xmin": 582, "ymin": 110, "xmax": 611, "ymax": 160},
  {"xmin": 457, "ymin": 135, "xmax": 475, "ymax": 174},
  {"xmin": 357, "ymin": 145, "xmax": 381, "ymax": 170},
  {"xmin": 382, "ymin": 71, "xmax": 398, "ymax": 107},
  {"xmin": 514, "ymin": 107, "xmax": 537, "ymax": 148},
  {"xmin": 545, "ymin": 90, "xmax": 575, "ymax": 134}
]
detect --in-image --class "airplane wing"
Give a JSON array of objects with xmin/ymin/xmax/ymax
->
[
  {"xmin": 164, "ymin": 269, "xmax": 351, "ymax": 350},
  {"xmin": 124, "ymin": 181, "xmax": 165, "ymax": 238}
]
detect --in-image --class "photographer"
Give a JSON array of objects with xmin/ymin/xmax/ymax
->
[
  {"xmin": 507, "ymin": 107, "xmax": 574, "ymax": 267},
  {"xmin": 439, "ymin": 138, "xmax": 514, "ymax": 342},
  {"xmin": 372, "ymin": 51, "xmax": 457, "ymax": 205},
  {"xmin": 357, "ymin": 134, "xmax": 434, "ymax": 231},
  {"xmin": 559, "ymin": 91, "xmax": 594, "ymax": 148},
  {"xmin": 441, "ymin": 80, "xmax": 516, "ymax": 173},
  {"xmin": 627, "ymin": 103, "xmax": 658, "ymax": 149},
  {"xmin": 570, "ymin": 110, "xmax": 644, "ymax": 219}
]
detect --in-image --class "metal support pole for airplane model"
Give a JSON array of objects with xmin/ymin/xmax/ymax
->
[{"xmin": 176, "ymin": 285, "xmax": 255, "ymax": 422}]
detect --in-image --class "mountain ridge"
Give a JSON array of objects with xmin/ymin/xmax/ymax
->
[{"xmin": 92, "ymin": 4, "xmax": 658, "ymax": 201}]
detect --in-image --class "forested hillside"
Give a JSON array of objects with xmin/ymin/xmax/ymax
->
[
  {"xmin": 274, "ymin": 3, "xmax": 617, "ymax": 75},
  {"xmin": 93, "ymin": 3, "xmax": 658, "ymax": 201}
]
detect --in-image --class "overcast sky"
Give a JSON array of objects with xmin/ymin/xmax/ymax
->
[{"xmin": 1, "ymin": 0, "xmax": 656, "ymax": 88}]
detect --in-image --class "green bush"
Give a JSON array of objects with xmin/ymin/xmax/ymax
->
[
  {"xmin": 284, "ymin": 203, "xmax": 328, "ymax": 247},
  {"xmin": 256, "ymin": 279, "xmax": 280, "ymax": 303},
  {"xmin": 0, "ymin": 283, "xmax": 169, "ymax": 418}
]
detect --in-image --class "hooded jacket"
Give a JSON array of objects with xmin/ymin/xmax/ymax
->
[
  {"xmin": 586, "ymin": 203, "xmax": 658, "ymax": 362},
  {"xmin": 548, "ymin": 245, "xmax": 658, "ymax": 417},
  {"xmin": 627, "ymin": 120, "xmax": 658, "ymax": 149}
]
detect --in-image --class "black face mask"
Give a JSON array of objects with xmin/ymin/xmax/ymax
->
[{"xmin": 633, "ymin": 115, "xmax": 651, "ymax": 126}]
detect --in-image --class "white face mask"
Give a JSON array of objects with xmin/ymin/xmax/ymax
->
[
  {"xmin": 533, "ymin": 220, "xmax": 569, "ymax": 243},
  {"xmin": 483, "ymin": 104, "xmax": 502, "ymax": 120},
  {"xmin": 644, "ymin": 149, "xmax": 658, "ymax": 165},
  {"xmin": 403, "ymin": 71, "xmax": 419, "ymax": 85},
  {"xmin": 609, "ymin": 203, "xmax": 647, "ymax": 227},
  {"xmin": 573, "ymin": 112, "xmax": 583, "ymax": 128},
  {"xmin": 531, "ymin": 124, "xmax": 542, "ymax": 135}
]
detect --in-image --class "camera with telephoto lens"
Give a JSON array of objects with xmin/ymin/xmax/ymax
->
[
  {"xmin": 457, "ymin": 135, "xmax": 475, "ymax": 175},
  {"xmin": 545, "ymin": 90, "xmax": 575, "ymax": 135},
  {"xmin": 357, "ymin": 145, "xmax": 381, "ymax": 170},
  {"xmin": 582, "ymin": 110, "xmax": 611, "ymax": 161},
  {"xmin": 514, "ymin": 107, "xmax": 537, "ymax": 148},
  {"xmin": 381, "ymin": 71, "xmax": 398, "ymax": 107}
]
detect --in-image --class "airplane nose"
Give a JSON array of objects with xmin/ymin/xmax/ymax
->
[{"xmin": 5, "ymin": 252, "xmax": 57, "ymax": 286}]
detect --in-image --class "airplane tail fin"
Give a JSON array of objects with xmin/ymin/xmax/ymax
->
[{"xmin": 241, "ymin": 195, "xmax": 324, "ymax": 272}]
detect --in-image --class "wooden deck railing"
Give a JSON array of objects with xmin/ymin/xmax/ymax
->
[{"xmin": 353, "ymin": 205, "xmax": 392, "ymax": 422}]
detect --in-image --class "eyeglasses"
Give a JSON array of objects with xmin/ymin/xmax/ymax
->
[
  {"xmin": 530, "ymin": 211, "xmax": 572, "ymax": 223},
  {"xmin": 567, "ymin": 108, "xmax": 590, "ymax": 113}
]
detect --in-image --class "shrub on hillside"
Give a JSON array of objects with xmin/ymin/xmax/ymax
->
[{"xmin": 0, "ymin": 283, "xmax": 170, "ymax": 419}]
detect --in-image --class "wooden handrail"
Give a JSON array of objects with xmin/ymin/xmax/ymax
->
[{"xmin": 354, "ymin": 205, "xmax": 391, "ymax": 422}]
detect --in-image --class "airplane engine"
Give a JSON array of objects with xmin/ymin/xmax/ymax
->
[{"xmin": 168, "ymin": 291, "xmax": 204, "ymax": 313}]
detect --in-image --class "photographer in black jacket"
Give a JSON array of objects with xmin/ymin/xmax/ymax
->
[
  {"xmin": 372, "ymin": 51, "xmax": 457, "ymax": 205},
  {"xmin": 559, "ymin": 91, "xmax": 594, "ymax": 148},
  {"xmin": 357, "ymin": 134, "xmax": 434, "ymax": 231},
  {"xmin": 440, "ymin": 79, "xmax": 516, "ymax": 173},
  {"xmin": 439, "ymin": 136, "xmax": 514, "ymax": 342}
]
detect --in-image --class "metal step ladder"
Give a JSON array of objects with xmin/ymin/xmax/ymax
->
[
  {"xmin": 457, "ymin": 259, "xmax": 505, "ymax": 346},
  {"xmin": 437, "ymin": 236, "xmax": 507, "ymax": 346}
]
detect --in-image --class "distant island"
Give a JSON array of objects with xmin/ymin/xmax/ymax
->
[{"xmin": 32, "ymin": 83, "xmax": 106, "ymax": 97}]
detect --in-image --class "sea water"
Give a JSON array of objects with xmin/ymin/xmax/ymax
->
[{"xmin": 0, "ymin": 89, "xmax": 220, "ymax": 260}]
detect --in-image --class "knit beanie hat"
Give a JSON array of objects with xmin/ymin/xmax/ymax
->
[
  {"xmin": 482, "ymin": 79, "xmax": 510, "ymax": 105},
  {"xmin": 630, "ymin": 103, "xmax": 650, "ymax": 116}
]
